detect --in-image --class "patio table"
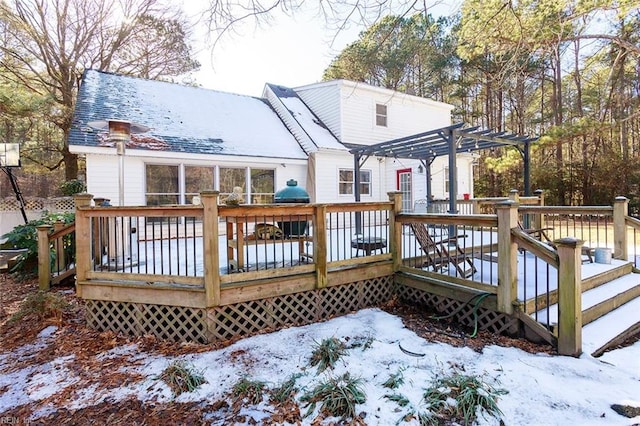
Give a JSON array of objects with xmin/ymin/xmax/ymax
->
[{"xmin": 351, "ymin": 236, "xmax": 387, "ymax": 256}]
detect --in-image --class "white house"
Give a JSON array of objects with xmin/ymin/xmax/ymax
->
[
  {"xmin": 68, "ymin": 70, "xmax": 475, "ymax": 208},
  {"xmin": 272, "ymin": 80, "xmax": 476, "ymax": 207}
]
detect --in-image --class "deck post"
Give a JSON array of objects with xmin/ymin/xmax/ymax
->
[
  {"xmin": 508, "ymin": 189, "xmax": 519, "ymax": 202},
  {"xmin": 555, "ymin": 237, "xmax": 583, "ymax": 357},
  {"xmin": 36, "ymin": 224, "xmax": 52, "ymax": 291},
  {"xmin": 471, "ymin": 198, "xmax": 480, "ymax": 214},
  {"xmin": 388, "ymin": 191, "xmax": 403, "ymax": 272},
  {"xmin": 534, "ymin": 189, "xmax": 545, "ymax": 230},
  {"xmin": 613, "ymin": 196, "xmax": 628, "ymax": 260},
  {"xmin": 53, "ymin": 220, "xmax": 66, "ymax": 274},
  {"xmin": 314, "ymin": 204, "xmax": 328, "ymax": 288},
  {"xmin": 74, "ymin": 193, "xmax": 94, "ymax": 298},
  {"xmin": 496, "ymin": 200, "xmax": 518, "ymax": 315},
  {"xmin": 200, "ymin": 191, "xmax": 221, "ymax": 307}
]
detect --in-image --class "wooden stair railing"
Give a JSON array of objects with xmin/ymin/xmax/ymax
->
[{"xmin": 37, "ymin": 221, "xmax": 77, "ymax": 291}]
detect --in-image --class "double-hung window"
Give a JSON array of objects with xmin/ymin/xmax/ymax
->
[
  {"xmin": 375, "ymin": 104, "xmax": 388, "ymax": 127},
  {"xmin": 339, "ymin": 169, "xmax": 371, "ymax": 196}
]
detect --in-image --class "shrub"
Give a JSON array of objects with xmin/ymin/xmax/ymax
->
[
  {"xmin": 309, "ymin": 337, "xmax": 346, "ymax": 372},
  {"xmin": 345, "ymin": 334, "xmax": 375, "ymax": 351},
  {"xmin": 160, "ymin": 360, "xmax": 206, "ymax": 396},
  {"xmin": 422, "ymin": 371, "xmax": 507, "ymax": 425},
  {"xmin": 232, "ymin": 377, "xmax": 267, "ymax": 405},
  {"xmin": 270, "ymin": 373, "xmax": 302, "ymax": 403},
  {"xmin": 301, "ymin": 372, "xmax": 366, "ymax": 420},
  {"xmin": 382, "ymin": 366, "xmax": 407, "ymax": 389},
  {"xmin": 10, "ymin": 290, "xmax": 71, "ymax": 323},
  {"xmin": 60, "ymin": 179, "xmax": 86, "ymax": 196},
  {"xmin": 383, "ymin": 393, "xmax": 410, "ymax": 407},
  {"xmin": 1, "ymin": 212, "xmax": 75, "ymax": 273}
]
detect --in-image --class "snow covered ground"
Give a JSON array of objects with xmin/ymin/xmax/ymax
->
[{"xmin": 1, "ymin": 308, "xmax": 638, "ymax": 425}]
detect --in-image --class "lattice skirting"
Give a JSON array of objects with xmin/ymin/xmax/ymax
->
[
  {"xmin": 395, "ymin": 284, "xmax": 518, "ymax": 335},
  {"xmin": 84, "ymin": 275, "xmax": 393, "ymax": 343},
  {"xmin": 85, "ymin": 300, "xmax": 208, "ymax": 343},
  {"xmin": 208, "ymin": 276, "xmax": 393, "ymax": 341}
]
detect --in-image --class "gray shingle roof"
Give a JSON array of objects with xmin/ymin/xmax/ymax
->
[
  {"xmin": 68, "ymin": 70, "xmax": 308, "ymax": 160},
  {"xmin": 265, "ymin": 83, "xmax": 345, "ymax": 151}
]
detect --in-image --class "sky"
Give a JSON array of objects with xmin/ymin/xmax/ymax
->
[
  {"xmin": 182, "ymin": 1, "xmax": 462, "ymax": 97},
  {"xmin": 1, "ymin": 308, "xmax": 639, "ymax": 424}
]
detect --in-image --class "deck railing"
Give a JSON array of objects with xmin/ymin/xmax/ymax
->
[
  {"xmin": 75, "ymin": 203, "xmax": 206, "ymax": 292},
  {"xmin": 69, "ymin": 192, "xmax": 395, "ymax": 308},
  {"xmin": 36, "ymin": 221, "xmax": 76, "ymax": 290},
  {"xmin": 397, "ymin": 213, "xmax": 499, "ymax": 288},
  {"xmin": 40, "ymin": 192, "xmax": 638, "ymax": 356},
  {"xmin": 399, "ymin": 196, "xmax": 627, "ymax": 356},
  {"xmin": 625, "ymin": 215, "xmax": 640, "ymax": 268},
  {"xmin": 427, "ymin": 192, "xmax": 542, "ymax": 215}
]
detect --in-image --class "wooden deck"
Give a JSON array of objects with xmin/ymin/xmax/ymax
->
[{"xmin": 37, "ymin": 192, "xmax": 640, "ymax": 356}]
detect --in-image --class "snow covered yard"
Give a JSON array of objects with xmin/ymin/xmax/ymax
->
[{"xmin": 0, "ymin": 281, "xmax": 639, "ymax": 425}]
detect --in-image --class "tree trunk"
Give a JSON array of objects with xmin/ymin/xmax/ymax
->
[{"xmin": 552, "ymin": 47, "xmax": 565, "ymax": 205}]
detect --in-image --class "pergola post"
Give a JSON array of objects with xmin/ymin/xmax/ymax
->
[
  {"xmin": 423, "ymin": 159, "xmax": 432, "ymax": 206},
  {"xmin": 354, "ymin": 153, "xmax": 362, "ymax": 233},
  {"xmin": 523, "ymin": 140, "xmax": 531, "ymax": 196},
  {"xmin": 447, "ymin": 129, "xmax": 457, "ymax": 215}
]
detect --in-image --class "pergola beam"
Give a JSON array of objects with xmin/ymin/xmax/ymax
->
[{"xmin": 349, "ymin": 122, "xmax": 539, "ymax": 208}]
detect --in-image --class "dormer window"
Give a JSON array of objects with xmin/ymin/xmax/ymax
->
[{"xmin": 376, "ymin": 104, "xmax": 387, "ymax": 127}]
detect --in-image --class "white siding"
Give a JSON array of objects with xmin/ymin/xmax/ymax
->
[
  {"xmin": 382, "ymin": 155, "xmax": 476, "ymax": 207},
  {"xmin": 338, "ymin": 82, "xmax": 453, "ymax": 146},
  {"xmin": 86, "ymin": 154, "xmax": 146, "ymax": 206},
  {"xmin": 312, "ymin": 150, "xmax": 387, "ymax": 203},
  {"xmin": 296, "ymin": 80, "xmax": 453, "ymax": 146},
  {"xmin": 311, "ymin": 152, "xmax": 473, "ymax": 205},
  {"xmin": 85, "ymin": 152, "xmax": 306, "ymax": 206},
  {"xmin": 294, "ymin": 83, "xmax": 342, "ymax": 139}
]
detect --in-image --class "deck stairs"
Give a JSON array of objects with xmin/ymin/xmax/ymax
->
[
  {"xmin": 534, "ymin": 260, "xmax": 640, "ymax": 357},
  {"xmin": 0, "ymin": 249, "xmax": 27, "ymax": 273}
]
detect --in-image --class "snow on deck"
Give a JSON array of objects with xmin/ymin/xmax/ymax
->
[
  {"xmin": 582, "ymin": 297, "xmax": 640, "ymax": 355},
  {"xmin": 535, "ymin": 271, "xmax": 640, "ymax": 324}
]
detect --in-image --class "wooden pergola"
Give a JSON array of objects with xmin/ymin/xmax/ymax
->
[{"xmin": 348, "ymin": 123, "xmax": 539, "ymax": 214}]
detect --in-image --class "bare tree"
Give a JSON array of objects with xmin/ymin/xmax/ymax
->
[
  {"xmin": 201, "ymin": 0, "xmax": 434, "ymax": 47},
  {"xmin": 0, "ymin": 0, "xmax": 199, "ymax": 180}
]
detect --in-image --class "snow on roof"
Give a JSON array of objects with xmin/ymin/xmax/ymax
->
[
  {"xmin": 279, "ymin": 97, "xmax": 346, "ymax": 151},
  {"xmin": 69, "ymin": 70, "xmax": 308, "ymax": 160},
  {"xmin": 265, "ymin": 84, "xmax": 346, "ymax": 151}
]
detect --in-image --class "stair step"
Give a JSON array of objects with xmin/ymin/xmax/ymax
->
[
  {"xmin": 582, "ymin": 297, "xmax": 640, "ymax": 356},
  {"xmin": 521, "ymin": 260, "xmax": 632, "ymax": 313},
  {"xmin": 534, "ymin": 273, "xmax": 640, "ymax": 325},
  {"xmin": 582, "ymin": 261, "xmax": 633, "ymax": 291}
]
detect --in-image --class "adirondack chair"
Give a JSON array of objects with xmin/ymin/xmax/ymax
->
[
  {"xmin": 517, "ymin": 222, "xmax": 594, "ymax": 263},
  {"xmin": 518, "ymin": 221, "xmax": 552, "ymax": 243},
  {"xmin": 410, "ymin": 223, "xmax": 477, "ymax": 278}
]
